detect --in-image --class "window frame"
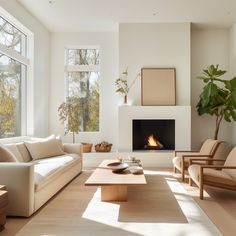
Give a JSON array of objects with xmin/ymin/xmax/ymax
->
[
  {"xmin": 64, "ymin": 45, "xmax": 101, "ymax": 133},
  {"xmin": 0, "ymin": 7, "xmax": 34, "ymax": 138}
]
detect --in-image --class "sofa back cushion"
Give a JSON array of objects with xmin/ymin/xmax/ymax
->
[
  {"xmin": 4, "ymin": 144, "xmax": 24, "ymax": 162},
  {"xmin": 25, "ymin": 137, "xmax": 65, "ymax": 160},
  {"xmin": 200, "ymin": 139, "xmax": 218, "ymax": 155},
  {"xmin": 223, "ymin": 147, "xmax": 236, "ymax": 180},
  {"xmin": 16, "ymin": 142, "xmax": 32, "ymax": 162},
  {"xmin": 0, "ymin": 144, "xmax": 18, "ymax": 162}
]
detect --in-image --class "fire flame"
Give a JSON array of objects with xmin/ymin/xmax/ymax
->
[{"xmin": 147, "ymin": 134, "xmax": 164, "ymax": 148}]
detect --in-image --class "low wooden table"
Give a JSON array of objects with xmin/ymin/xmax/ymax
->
[
  {"xmin": 85, "ymin": 160, "xmax": 147, "ymax": 201},
  {"xmin": 0, "ymin": 185, "xmax": 8, "ymax": 231}
]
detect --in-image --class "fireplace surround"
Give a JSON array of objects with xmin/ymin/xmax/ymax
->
[{"xmin": 118, "ymin": 106, "xmax": 191, "ymax": 152}]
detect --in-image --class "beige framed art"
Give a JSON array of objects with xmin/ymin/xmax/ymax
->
[{"xmin": 141, "ymin": 68, "xmax": 176, "ymax": 106}]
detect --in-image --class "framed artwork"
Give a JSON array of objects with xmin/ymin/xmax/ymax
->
[{"xmin": 141, "ymin": 68, "xmax": 176, "ymax": 106}]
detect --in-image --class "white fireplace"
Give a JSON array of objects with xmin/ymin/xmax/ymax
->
[{"xmin": 118, "ymin": 105, "xmax": 191, "ymax": 152}]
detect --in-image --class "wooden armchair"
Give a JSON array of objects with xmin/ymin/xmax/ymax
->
[
  {"xmin": 188, "ymin": 147, "xmax": 236, "ymax": 199},
  {"xmin": 172, "ymin": 139, "xmax": 222, "ymax": 181}
]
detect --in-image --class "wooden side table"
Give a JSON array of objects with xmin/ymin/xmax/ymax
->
[{"xmin": 0, "ymin": 185, "xmax": 8, "ymax": 231}]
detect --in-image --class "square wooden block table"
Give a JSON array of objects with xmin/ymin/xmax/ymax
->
[{"xmin": 85, "ymin": 159, "xmax": 147, "ymax": 201}]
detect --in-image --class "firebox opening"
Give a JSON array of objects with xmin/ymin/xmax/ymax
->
[{"xmin": 132, "ymin": 119, "xmax": 175, "ymax": 151}]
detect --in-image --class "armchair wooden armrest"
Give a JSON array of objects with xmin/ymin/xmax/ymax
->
[
  {"xmin": 189, "ymin": 158, "xmax": 225, "ymax": 165},
  {"xmin": 174, "ymin": 150, "xmax": 195, "ymax": 155},
  {"xmin": 182, "ymin": 155, "xmax": 212, "ymax": 165},
  {"xmin": 200, "ymin": 165, "xmax": 236, "ymax": 170}
]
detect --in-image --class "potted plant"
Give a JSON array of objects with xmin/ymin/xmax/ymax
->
[
  {"xmin": 196, "ymin": 64, "xmax": 236, "ymax": 139},
  {"xmin": 115, "ymin": 68, "xmax": 140, "ymax": 104},
  {"xmin": 58, "ymin": 96, "xmax": 81, "ymax": 143}
]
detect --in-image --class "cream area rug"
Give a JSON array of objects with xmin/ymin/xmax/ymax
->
[{"xmin": 16, "ymin": 169, "xmax": 221, "ymax": 236}]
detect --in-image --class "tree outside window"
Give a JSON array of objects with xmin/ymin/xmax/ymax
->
[
  {"xmin": 65, "ymin": 48, "xmax": 100, "ymax": 132},
  {"xmin": 0, "ymin": 15, "xmax": 28, "ymax": 138}
]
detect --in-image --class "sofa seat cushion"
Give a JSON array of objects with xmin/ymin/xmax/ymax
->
[
  {"xmin": 34, "ymin": 154, "xmax": 82, "ymax": 192},
  {"xmin": 189, "ymin": 164, "xmax": 236, "ymax": 186}
]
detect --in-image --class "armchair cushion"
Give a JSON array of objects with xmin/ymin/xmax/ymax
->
[
  {"xmin": 223, "ymin": 147, "xmax": 236, "ymax": 180},
  {"xmin": 173, "ymin": 152, "xmax": 202, "ymax": 170},
  {"xmin": 199, "ymin": 139, "xmax": 219, "ymax": 154},
  {"xmin": 189, "ymin": 164, "xmax": 236, "ymax": 186}
]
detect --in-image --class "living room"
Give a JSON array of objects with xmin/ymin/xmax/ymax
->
[{"xmin": 0, "ymin": 0, "xmax": 236, "ymax": 235}]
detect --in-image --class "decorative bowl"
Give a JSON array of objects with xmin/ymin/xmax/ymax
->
[{"xmin": 107, "ymin": 162, "xmax": 129, "ymax": 172}]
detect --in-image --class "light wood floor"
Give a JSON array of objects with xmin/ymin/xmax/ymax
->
[{"xmin": 1, "ymin": 168, "xmax": 236, "ymax": 236}]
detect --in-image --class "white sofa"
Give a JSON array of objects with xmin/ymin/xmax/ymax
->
[{"xmin": 0, "ymin": 137, "xmax": 82, "ymax": 217}]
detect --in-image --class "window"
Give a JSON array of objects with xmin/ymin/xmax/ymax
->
[
  {"xmin": 65, "ymin": 47, "xmax": 100, "ymax": 132},
  {"xmin": 0, "ymin": 8, "xmax": 33, "ymax": 138}
]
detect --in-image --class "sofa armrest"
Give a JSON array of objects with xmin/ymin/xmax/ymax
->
[
  {"xmin": 63, "ymin": 143, "xmax": 82, "ymax": 155},
  {"xmin": 0, "ymin": 163, "xmax": 34, "ymax": 217}
]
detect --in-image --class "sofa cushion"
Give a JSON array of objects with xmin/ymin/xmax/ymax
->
[
  {"xmin": 0, "ymin": 144, "xmax": 18, "ymax": 162},
  {"xmin": 4, "ymin": 144, "xmax": 24, "ymax": 162},
  {"xmin": 25, "ymin": 137, "xmax": 65, "ymax": 160},
  {"xmin": 34, "ymin": 154, "xmax": 81, "ymax": 191},
  {"xmin": 16, "ymin": 142, "xmax": 32, "ymax": 162}
]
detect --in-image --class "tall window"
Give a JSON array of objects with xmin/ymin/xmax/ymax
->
[
  {"xmin": 0, "ymin": 9, "xmax": 33, "ymax": 138},
  {"xmin": 65, "ymin": 47, "xmax": 100, "ymax": 132}
]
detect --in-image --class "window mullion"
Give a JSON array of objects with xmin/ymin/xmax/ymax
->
[
  {"xmin": 0, "ymin": 43, "xmax": 29, "ymax": 65},
  {"xmin": 66, "ymin": 65, "xmax": 100, "ymax": 72}
]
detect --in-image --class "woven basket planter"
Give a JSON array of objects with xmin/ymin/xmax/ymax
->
[
  {"xmin": 81, "ymin": 143, "xmax": 93, "ymax": 153},
  {"xmin": 95, "ymin": 142, "xmax": 112, "ymax": 152}
]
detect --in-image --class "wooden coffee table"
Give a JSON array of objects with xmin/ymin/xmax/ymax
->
[{"xmin": 85, "ymin": 159, "xmax": 147, "ymax": 201}]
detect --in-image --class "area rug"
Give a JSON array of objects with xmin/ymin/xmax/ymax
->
[{"xmin": 16, "ymin": 169, "xmax": 221, "ymax": 236}]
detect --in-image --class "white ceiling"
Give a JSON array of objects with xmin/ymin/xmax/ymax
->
[{"xmin": 18, "ymin": 0, "xmax": 236, "ymax": 32}]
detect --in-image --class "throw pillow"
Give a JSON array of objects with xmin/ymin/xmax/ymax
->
[
  {"xmin": 0, "ymin": 144, "xmax": 18, "ymax": 162},
  {"xmin": 24, "ymin": 136, "xmax": 65, "ymax": 160}
]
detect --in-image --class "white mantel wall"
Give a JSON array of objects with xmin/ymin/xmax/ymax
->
[
  {"xmin": 49, "ymin": 32, "xmax": 118, "ymax": 148},
  {"xmin": 119, "ymin": 23, "xmax": 191, "ymax": 106},
  {"xmin": 0, "ymin": 0, "xmax": 50, "ymax": 137},
  {"xmin": 191, "ymin": 28, "xmax": 233, "ymax": 149}
]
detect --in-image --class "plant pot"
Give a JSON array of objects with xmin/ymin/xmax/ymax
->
[{"xmin": 81, "ymin": 143, "xmax": 93, "ymax": 153}]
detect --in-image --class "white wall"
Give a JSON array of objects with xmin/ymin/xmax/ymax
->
[
  {"xmin": 49, "ymin": 32, "xmax": 118, "ymax": 148},
  {"xmin": 229, "ymin": 24, "xmax": 236, "ymax": 145},
  {"xmin": 0, "ymin": 0, "xmax": 50, "ymax": 137},
  {"xmin": 191, "ymin": 28, "xmax": 233, "ymax": 149},
  {"xmin": 119, "ymin": 23, "xmax": 191, "ymax": 105}
]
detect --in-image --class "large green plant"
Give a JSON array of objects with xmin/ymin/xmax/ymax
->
[
  {"xmin": 196, "ymin": 65, "xmax": 236, "ymax": 139},
  {"xmin": 58, "ymin": 96, "xmax": 81, "ymax": 143}
]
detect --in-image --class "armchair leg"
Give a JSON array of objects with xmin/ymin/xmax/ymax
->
[
  {"xmin": 173, "ymin": 166, "xmax": 177, "ymax": 173},
  {"xmin": 200, "ymin": 184, "xmax": 203, "ymax": 200},
  {"xmin": 199, "ymin": 167, "xmax": 204, "ymax": 200},
  {"xmin": 181, "ymin": 170, "xmax": 185, "ymax": 182},
  {"xmin": 189, "ymin": 177, "xmax": 193, "ymax": 186}
]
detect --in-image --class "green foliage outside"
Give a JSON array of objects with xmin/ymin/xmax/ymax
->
[{"xmin": 196, "ymin": 65, "xmax": 236, "ymax": 139}]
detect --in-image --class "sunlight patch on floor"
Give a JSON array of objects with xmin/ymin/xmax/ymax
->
[{"xmin": 81, "ymin": 171, "xmax": 222, "ymax": 236}]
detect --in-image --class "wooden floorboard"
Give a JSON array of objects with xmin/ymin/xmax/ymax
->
[{"xmin": 2, "ymin": 169, "xmax": 234, "ymax": 235}]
